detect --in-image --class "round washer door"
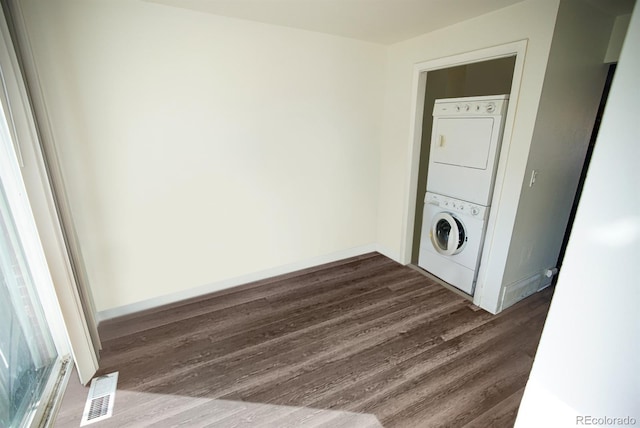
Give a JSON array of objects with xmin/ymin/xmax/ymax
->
[{"xmin": 431, "ymin": 212, "xmax": 466, "ymax": 256}]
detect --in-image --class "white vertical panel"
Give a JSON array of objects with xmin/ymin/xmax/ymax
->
[{"xmin": 516, "ymin": 6, "xmax": 640, "ymax": 426}]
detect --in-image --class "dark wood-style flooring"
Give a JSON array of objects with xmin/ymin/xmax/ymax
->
[{"xmin": 54, "ymin": 253, "xmax": 552, "ymax": 427}]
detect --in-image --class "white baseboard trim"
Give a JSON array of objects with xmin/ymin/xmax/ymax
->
[
  {"xmin": 97, "ymin": 243, "xmax": 379, "ymax": 323},
  {"xmin": 500, "ymin": 271, "xmax": 553, "ymax": 311},
  {"xmin": 375, "ymin": 244, "xmax": 401, "ymax": 264}
]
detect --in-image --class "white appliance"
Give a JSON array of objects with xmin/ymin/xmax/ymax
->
[
  {"xmin": 418, "ymin": 192, "xmax": 488, "ymax": 295},
  {"xmin": 426, "ymin": 95, "xmax": 509, "ymax": 206}
]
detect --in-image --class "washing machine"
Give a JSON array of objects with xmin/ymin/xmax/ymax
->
[
  {"xmin": 418, "ymin": 192, "xmax": 488, "ymax": 295},
  {"xmin": 426, "ymin": 95, "xmax": 509, "ymax": 206}
]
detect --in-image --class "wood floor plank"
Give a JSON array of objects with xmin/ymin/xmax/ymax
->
[
  {"xmin": 383, "ymin": 349, "xmax": 532, "ymax": 427},
  {"xmin": 99, "ymin": 253, "xmax": 388, "ymax": 340},
  {"xmin": 105, "ymin": 283, "xmax": 400, "ymax": 390},
  {"xmin": 99, "ymin": 265, "xmax": 417, "ymax": 378},
  {"xmin": 225, "ymin": 291, "xmax": 467, "ymax": 404},
  {"xmin": 462, "ymin": 387, "xmax": 526, "ymax": 428},
  {"xmin": 54, "ymin": 252, "xmax": 552, "ymax": 427},
  {"xmin": 303, "ymin": 298, "xmax": 550, "ymax": 415},
  {"xmin": 101, "ymin": 255, "xmax": 398, "ymax": 350},
  {"xmin": 138, "ymin": 282, "xmax": 433, "ymax": 397}
]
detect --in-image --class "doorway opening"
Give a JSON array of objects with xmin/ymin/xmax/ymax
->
[
  {"xmin": 556, "ymin": 63, "xmax": 617, "ymax": 273},
  {"xmin": 410, "ymin": 57, "xmax": 517, "ymax": 264},
  {"xmin": 399, "ymin": 40, "xmax": 527, "ymax": 311}
]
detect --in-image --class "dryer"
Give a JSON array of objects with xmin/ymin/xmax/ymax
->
[
  {"xmin": 418, "ymin": 192, "xmax": 488, "ymax": 295},
  {"xmin": 426, "ymin": 95, "xmax": 509, "ymax": 206}
]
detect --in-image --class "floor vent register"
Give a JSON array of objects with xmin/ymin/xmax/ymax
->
[{"xmin": 80, "ymin": 372, "xmax": 119, "ymax": 426}]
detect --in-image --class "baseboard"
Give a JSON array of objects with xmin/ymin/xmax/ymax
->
[
  {"xmin": 500, "ymin": 271, "xmax": 553, "ymax": 311},
  {"xmin": 97, "ymin": 243, "xmax": 378, "ymax": 323},
  {"xmin": 375, "ymin": 244, "xmax": 401, "ymax": 263}
]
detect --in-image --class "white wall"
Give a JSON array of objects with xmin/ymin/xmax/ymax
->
[
  {"xmin": 500, "ymin": 0, "xmax": 614, "ymax": 304},
  {"xmin": 516, "ymin": 6, "xmax": 640, "ymax": 426},
  {"xmin": 19, "ymin": 0, "xmax": 624, "ymax": 317},
  {"xmin": 377, "ymin": 0, "xmax": 560, "ymax": 305},
  {"xmin": 20, "ymin": 0, "xmax": 385, "ymax": 312}
]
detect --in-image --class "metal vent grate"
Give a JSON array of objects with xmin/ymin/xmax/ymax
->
[
  {"xmin": 80, "ymin": 372, "xmax": 118, "ymax": 426},
  {"xmin": 87, "ymin": 395, "xmax": 110, "ymax": 420}
]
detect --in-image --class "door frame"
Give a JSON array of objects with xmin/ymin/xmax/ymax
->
[
  {"xmin": 0, "ymin": 44, "xmax": 74, "ymax": 428},
  {"xmin": 399, "ymin": 40, "xmax": 527, "ymax": 307},
  {"xmin": 0, "ymin": 4, "xmax": 99, "ymax": 384}
]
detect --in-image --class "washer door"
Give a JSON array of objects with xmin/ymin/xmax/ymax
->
[{"xmin": 431, "ymin": 212, "xmax": 466, "ymax": 256}]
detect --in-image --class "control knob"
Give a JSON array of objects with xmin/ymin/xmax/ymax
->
[{"xmin": 470, "ymin": 206, "xmax": 480, "ymax": 216}]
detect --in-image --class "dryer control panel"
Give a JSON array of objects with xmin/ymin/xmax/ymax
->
[
  {"xmin": 433, "ymin": 95, "xmax": 509, "ymax": 117},
  {"xmin": 425, "ymin": 192, "xmax": 487, "ymax": 219}
]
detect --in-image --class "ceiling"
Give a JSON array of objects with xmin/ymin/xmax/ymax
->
[{"xmin": 146, "ymin": 0, "xmax": 636, "ymax": 45}]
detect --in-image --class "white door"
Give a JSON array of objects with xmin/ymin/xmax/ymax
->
[
  {"xmin": 0, "ymin": 111, "xmax": 69, "ymax": 427},
  {"xmin": 431, "ymin": 117, "xmax": 495, "ymax": 169},
  {"xmin": 0, "ymin": 178, "xmax": 59, "ymax": 428}
]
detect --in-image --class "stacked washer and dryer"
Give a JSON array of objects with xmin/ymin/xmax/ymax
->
[{"xmin": 418, "ymin": 95, "xmax": 509, "ymax": 296}]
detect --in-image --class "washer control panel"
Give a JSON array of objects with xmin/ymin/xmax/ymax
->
[
  {"xmin": 426, "ymin": 192, "xmax": 487, "ymax": 219},
  {"xmin": 433, "ymin": 95, "xmax": 508, "ymax": 117}
]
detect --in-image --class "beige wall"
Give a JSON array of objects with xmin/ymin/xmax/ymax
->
[
  {"xmin": 500, "ymin": 0, "xmax": 614, "ymax": 301},
  {"xmin": 20, "ymin": 0, "xmax": 385, "ymax": 311},
  {"xmin": 18, "ymin": 0, "xmax": 624, "ymax": 316}
]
